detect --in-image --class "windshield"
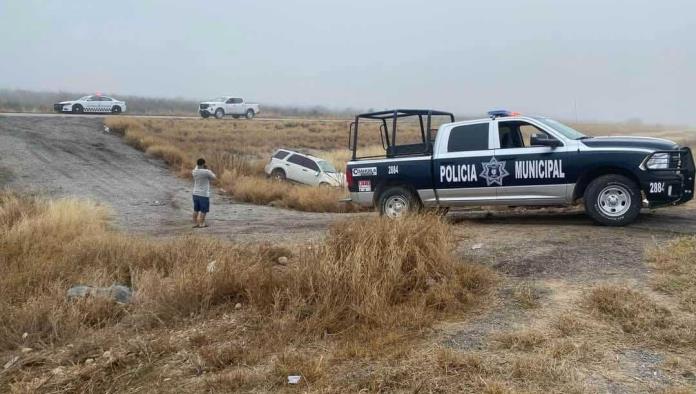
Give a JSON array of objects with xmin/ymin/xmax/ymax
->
[
  {"xmin": 317, "ymin": 160, "xmax": 337, "ymax": 173},
  {"xmin": 78, "ymin": 96, "xmax": 90, "ymax": 100},
  {"xmin": 535, "ymin": 118, "xmax": 587, "ymax": 140},
  {"xmin": 210, "ymin": 97, "xmax": 227, "ymax": 102}
]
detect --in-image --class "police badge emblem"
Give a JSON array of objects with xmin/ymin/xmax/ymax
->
[{"xmin": 480, "ymin": 157, "xmax": 509, "ymax": 186}]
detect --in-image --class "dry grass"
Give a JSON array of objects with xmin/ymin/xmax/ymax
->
[
  {"xmin": 104, "ymin": 117, "xmax": 425, "ymax": 213},
  {"xmin": 0, "ymin": 192, "xmax": 498, "ymax": 392},
  {"xmin": 511, "ymin": 281, "xmax": 544, "ymax": 309},
  {"xmin": 585, "ymin": 285, "xmax": 696, "ymax": 348},
  {"xmin": 648, "ymin": 237, "xmax": 696, "ymax": 313}
]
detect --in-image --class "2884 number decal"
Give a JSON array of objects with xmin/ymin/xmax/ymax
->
[{"xmin": 649, "ymin": 182, "xmax": 665, "ymax": 194}]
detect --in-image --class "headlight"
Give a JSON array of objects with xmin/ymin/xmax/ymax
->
[{"xmin": 645, "ymin": 152, "xmax": 670, "ymax": 169}]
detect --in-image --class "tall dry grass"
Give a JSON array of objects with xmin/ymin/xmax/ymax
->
[
  {"xmin": 105, "ymin": 117, "xmax": 392, "ymax": 212},
  {"xmin": 0, "ymin": 192, "xmax": 496, "ymax": 392},
  {"xmin": 648, "ymin": 237, "xmax": 696, "ymax": 313}
]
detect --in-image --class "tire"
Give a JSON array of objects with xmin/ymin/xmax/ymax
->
[
  {"xmin": 584, "ymin": 174, "xmax": 640, "ymax": 226},
  {"xmin": 245, "ymin": 109, "xmax": 255, "ymax": 120},
  {"xmin": 72, "ymin": 105, "xmax": 84, "ymax": 114},
  {"xmin": 271, "ymin": 168, "xmax": 286, "ymax": 181},
  {"xmin": 214, "ymin": 108, "xmax": 224, "ymax": 119},
  {"xmin": 111, "ymin": 106, "xmax": 122, "ymax": 114},
  {"xmin": 378, "ymin": 186, "xmax": 421, "ymax": 218}
]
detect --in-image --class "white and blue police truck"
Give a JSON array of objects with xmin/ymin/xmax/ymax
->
[{"xmin": 345, "ymin": 109, "xmax": 694, "ymax": 226}]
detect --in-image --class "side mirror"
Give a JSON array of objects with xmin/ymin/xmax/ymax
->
[{"xmin": 530, "ymin": 133, "xmax": 561, "ymax": 148}]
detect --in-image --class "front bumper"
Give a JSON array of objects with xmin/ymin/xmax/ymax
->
[
  {"xmin": 53, "ymin": 104, "xmax": 70, "ymax": 112},
  {"xmin": 641, "ymin": 148, "xmax": 695, "ymax": 207}
]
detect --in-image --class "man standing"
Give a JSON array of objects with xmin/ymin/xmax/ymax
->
[{"xmin": 192, "ymin": 158, "xmax": 217, "ymax": 228}]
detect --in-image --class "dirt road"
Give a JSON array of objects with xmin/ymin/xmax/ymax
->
[{"xmin": 0, "ymin": 115, "xmax": 342, "ymax": 242}]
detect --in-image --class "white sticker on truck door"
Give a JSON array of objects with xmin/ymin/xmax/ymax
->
[
  {"xmin": 358, "ymin": 180, "xmax": 371, "ymax": 192},
  {"xmin": 352, "ymin": 167, "xmax": 377, "ymax": 177}
]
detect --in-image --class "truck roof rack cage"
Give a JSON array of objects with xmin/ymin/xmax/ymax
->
[{"xmin": 348, "ymin": 109, "xmax": 455, "ymax": 160}]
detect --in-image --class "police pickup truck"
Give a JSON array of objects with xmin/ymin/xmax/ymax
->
[{"xmin": 345, "ymin": 109, "xmax": 694, "ymax": 226}]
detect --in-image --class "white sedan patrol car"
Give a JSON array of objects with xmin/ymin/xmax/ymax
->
[
  {"xmin": 265, "ymin": 149, "xmax": 343, "ymax": 187},
  {"xmin": 54, "ymin": 95, "xmax": 127, "ymax": 114}
]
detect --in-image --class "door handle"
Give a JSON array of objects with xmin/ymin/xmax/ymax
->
[{"xmin": 302, "ymin": 169, "xmax": 308, "ymax": 172}]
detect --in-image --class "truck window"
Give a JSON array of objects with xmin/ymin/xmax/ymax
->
[
  {"xmin": 498, "ymin": 121, "xmax": 550, "ymax": 148},
  {"xmin": 287, "ymin": 154, "xmax": 319, "ymax": 171},
  {"xmin": 232, "ymin": 98, "xmax": 243, "ymax": 104},
  {"xmin": 273, "ymin": 150, "xmax": 290, "ymax": 159},
  {"xmin": 447, "ymin": 123, "xmax": 489, "ymax": 152},
  {"xmin": 303, "ymin": 158, "xmax": 320, "ymax": 172}
]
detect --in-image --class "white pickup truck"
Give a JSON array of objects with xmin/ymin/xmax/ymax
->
[{"xmin": 199, "ymin": 96, "xmax": 260, "ymax": 119}]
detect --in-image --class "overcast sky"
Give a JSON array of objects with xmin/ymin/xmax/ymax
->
[{"xmin": 1, "ymin": 0, "xmax": 694, "ymax": 123}]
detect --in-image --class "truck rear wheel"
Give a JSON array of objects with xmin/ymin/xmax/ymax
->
[
  {"xmin": 378, "ymin": 186, "xmax": 421, "ymax": 218},
  {"xmin": 245, "ymin": 109, "xmax": 255, "ymax": 120},
  {"xmin": 584, "ymin": 174, "xmax": 640, "ymax": 226}
]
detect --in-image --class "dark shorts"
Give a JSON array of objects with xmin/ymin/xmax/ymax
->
[{"xmin": 193, "ymin": 195, "xmax": 210, "ymax": 213}]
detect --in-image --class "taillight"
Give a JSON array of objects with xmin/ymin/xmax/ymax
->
[{"xmin": 345, "ymin": 165, "xmax": 353, "ymax": 188}]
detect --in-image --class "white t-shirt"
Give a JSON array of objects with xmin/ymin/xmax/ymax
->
[{"xmin": 192, "ymin": 167, "xmax": 217, "ymax": 197}]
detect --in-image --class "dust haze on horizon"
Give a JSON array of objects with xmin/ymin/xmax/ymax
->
[{"xmin": 1, "ymin": 0, "xmax": 695, "ymax": 124}]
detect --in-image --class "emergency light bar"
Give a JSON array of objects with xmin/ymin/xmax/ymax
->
[{"xmin": 488, "ymin": 110, "xmax": 521, "ymax": 119}]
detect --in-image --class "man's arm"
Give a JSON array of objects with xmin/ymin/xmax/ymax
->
[{"xmin": 207, "ymin": 169, "xmax": 217, "ymax": 180}]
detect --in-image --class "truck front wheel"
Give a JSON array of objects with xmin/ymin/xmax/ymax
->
[
  {"xmin": 214, "ymin": 108, "xmax": 225, "ymax": 119},
  {"xmin": 378, "ymin": 186, "xmax": 421, "ymax": 218},
  {"xmin": 584, "ymin": 174, "xmax": 640, "ymax": 226}
]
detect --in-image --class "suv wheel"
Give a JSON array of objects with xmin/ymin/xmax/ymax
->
[
  {"xmin": 271, "ymin": 168, "xmax": 286, "ymax": 181},
  {"xmin": 378, "ymin": 186, "xmax": 421, "ymax": 218},
  {"xmin": 72, "ymin": 104, "xmax": 84, "ymax": 114},
  {"xmin": 584, "ymin": 174, "xmax": 640, "ymax": 226},
  {"xmin": 245, "ymin": 109, "xmax": 255, "ymax": 120},
  {"xmin": 111, "ymin": 106, "xmax": 122, "ymax": 114},
  {"xmin": 214, "ymin": 108, "xmax": 224, "ymax": 119}
]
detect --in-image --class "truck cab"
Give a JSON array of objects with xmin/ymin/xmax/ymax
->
[{"xmin": 345, "ymin": 109, "xmax": 694, "ymax": 226}]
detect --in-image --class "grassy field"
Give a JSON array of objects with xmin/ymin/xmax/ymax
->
[
  {"xmin": 0, "ymin": 192, "xmax": 498, "ymax": 392},
  {"xmin": 2, "ymin": 192, "xmax": 696, "ymax": 392},
  {"xmin": 104, "ymin": 116, "xmax": 695, "ymax": 214}
]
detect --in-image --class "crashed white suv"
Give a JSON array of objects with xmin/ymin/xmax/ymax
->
[
  {"xmin": 199, "ymin": 96, "xmax": 260, "ymax": 119},
  {"xmin": 265, "ymin": 149, "xmax": 343, "ymax": 187}
]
